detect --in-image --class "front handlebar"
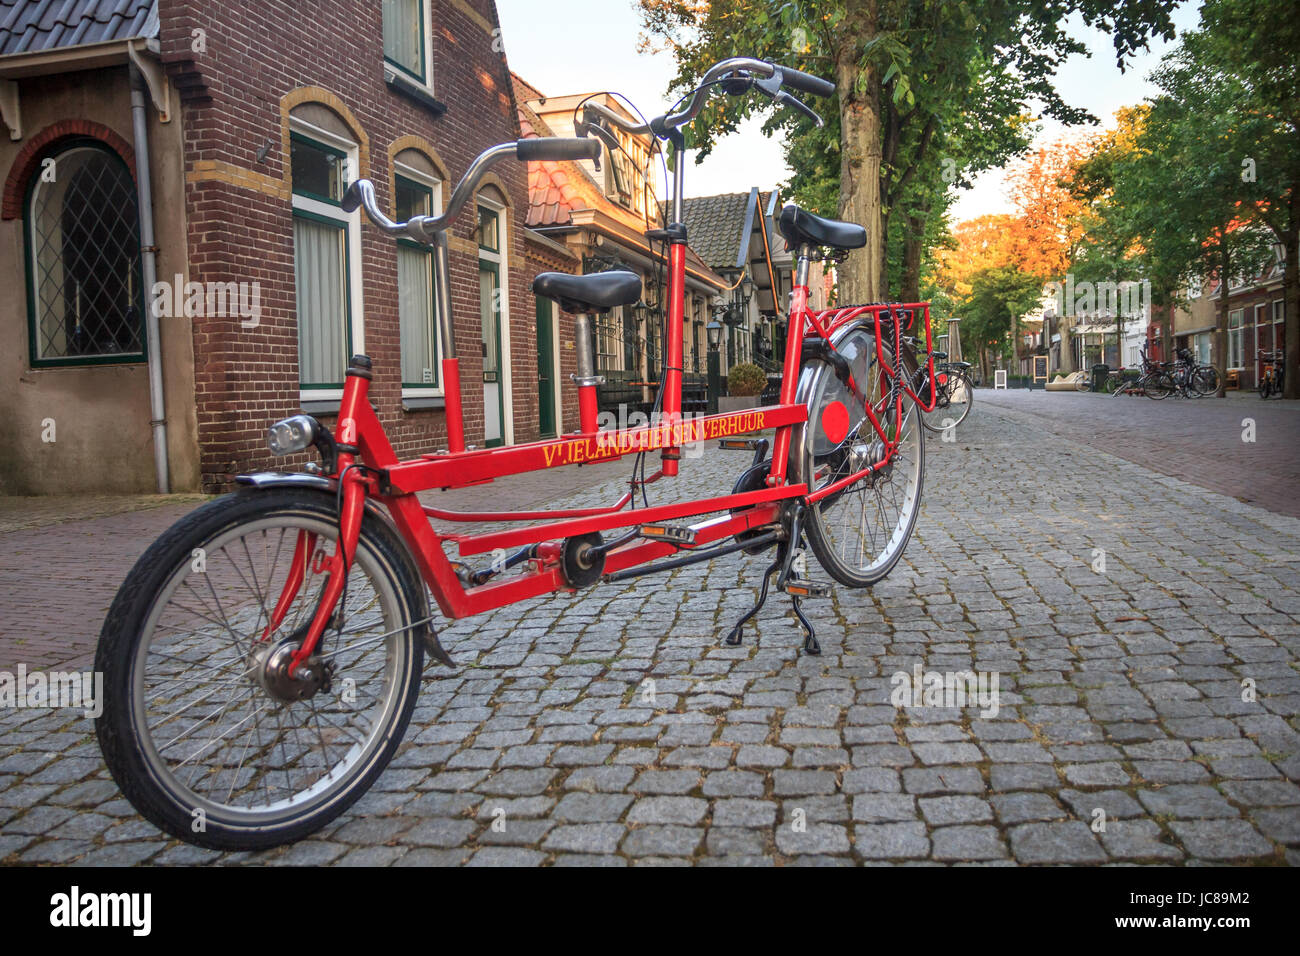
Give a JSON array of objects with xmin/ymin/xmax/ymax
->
[{"xmin": 581, "ymin": 57, "xmax": 834, "ymax": 141}]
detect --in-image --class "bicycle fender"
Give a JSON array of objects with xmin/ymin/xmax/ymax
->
[
  {"xmin": 236, "ymin": 471, "xmax": 338, "ymax": 494},
  {"xmin": 233, "ymin": 472, "xmax": 454, "ymax": 668}
]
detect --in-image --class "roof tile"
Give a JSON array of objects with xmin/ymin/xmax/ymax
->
[{"xmin": 0, "ymin": 0, "xmax": 156, "ymax": 57}]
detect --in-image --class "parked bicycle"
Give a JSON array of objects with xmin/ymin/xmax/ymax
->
[
  {"xmin": 94, "ymin": 58, "xmax": 932, "ymax": 851},
  {"xmin": 1258, "ymin": 349, "xmax": 1285, "ymax": 399},
  {"xmin": 908, "ymin": 338, "xmax": 974, "ymax": 432},
  {"xmin": 1173, "ymin": 346, "xmax": 1218, "ymax": 397},
  {"xmin": 1076, "ymin": 367, "xmax": 1122, "ymax": 394}
]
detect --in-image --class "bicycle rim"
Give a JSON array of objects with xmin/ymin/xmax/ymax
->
[{"xmin": 793, "ymin": 324, "xmax": 924, "ymax": 587}]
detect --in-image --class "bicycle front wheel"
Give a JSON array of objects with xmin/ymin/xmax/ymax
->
[
  {"xmin": 792, "ymin": 322, "xmax": 925, "ymax": 588},
  {"xmin": 96, "ymin": 489, "xmax": 427, "ymax": 851},
  {"xmin": 921, "ymin": 369, "xmax": 973, "ymax": 432},
  {"xmin": 1146, "ymin": 372, "xmax": 1175, "ymax": 399}
]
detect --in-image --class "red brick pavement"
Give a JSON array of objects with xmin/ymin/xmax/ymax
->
[{"xmin": 980, "ymin": 389, "xmax": 1300, "ymax": 517}]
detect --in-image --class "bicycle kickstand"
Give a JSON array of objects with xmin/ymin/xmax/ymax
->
[
  {"xmin": 724, "ymin": 548, "xmax": 783, "ymax": 648},
  {"xmin": 777, "ymin": 504, "xmax": 823, "ymax": 656}
]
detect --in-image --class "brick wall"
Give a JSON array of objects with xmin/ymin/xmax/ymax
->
[{"xmin": 158, "ymin": 0, "xmax": 541, "ymax": 489}]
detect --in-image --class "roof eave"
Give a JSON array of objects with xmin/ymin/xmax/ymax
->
[{"xmin": 0, "ymin": 35, "xmax": 157, "ymax": 79}]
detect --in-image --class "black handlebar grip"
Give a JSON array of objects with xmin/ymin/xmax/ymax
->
[
  {"xmin": 516, "ymin": 137, "xmax": 601, "ymax": 162},
  {"xmin": 777, "ymin": 65, "xmax": 836, "ymax": 98}
]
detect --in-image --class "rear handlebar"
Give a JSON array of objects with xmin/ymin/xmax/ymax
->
[{"xmin": 343, "ymin": 137, "xmax": 598, "ymax": 242}]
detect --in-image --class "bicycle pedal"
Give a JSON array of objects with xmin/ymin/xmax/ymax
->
[
  {"xmin": 638, "ymin": 523, "xmax": 696, "ymax": 545},
  {"xmin": 782, "ymin": 580, "xmax": 831, "ymax": 599},
  {"xmin": 718, "ymin": 439, "xmax": 764, "ymax": 451}
]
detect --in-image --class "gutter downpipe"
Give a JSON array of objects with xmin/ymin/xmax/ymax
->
[{"xmin": 129, "ymin": 61, "xmax": 169, "ymax": 493}]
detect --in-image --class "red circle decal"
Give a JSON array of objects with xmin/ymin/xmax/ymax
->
[{"xmin": 821, "ymin": 400, "xmax": 850, "ymax": 444}]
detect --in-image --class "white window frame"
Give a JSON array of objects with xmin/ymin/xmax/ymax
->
[
  {"xmin": 291, "ymin": 117, "xmax": 364, "ymax": 402},
  {"xmin": 1228, "ymin": 308, "xmax": 1244, "ymax": 370},
  {"xmin": 1253, "ymin": 302, "xmax": 1268, "ymax": 359},
  {"xmin": 395, "ymin": 161, "xmax": 445, "ymax": 399},
  {"xmin": 477, "ymin": 196, "xmax": 512, "ymax": 445},
  {"xmin": 383, "ymin": 0, "xmax": 434, "ymax": 92}
]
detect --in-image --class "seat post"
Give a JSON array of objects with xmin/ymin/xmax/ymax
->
[
  {"xmin": 572, "ymin": 312, "xmax": 603, "ymax": 434},
  {"xmin": 794, "ymin": 243, "xmax": 814, "ymax": 289}
]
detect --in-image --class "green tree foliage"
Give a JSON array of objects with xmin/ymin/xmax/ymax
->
[
  {"xmin": 637, "ymin": 0, "xmax": 1177, "ymax": 305},
  {"xmin": 1069, "ymin": 3, "xmax": 1284, "ymax": 394}
]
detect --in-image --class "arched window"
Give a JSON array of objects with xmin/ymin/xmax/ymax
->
[
  {"xmin": 290, "ymin": 104, "xmax": 362, "ymax": 393},
  {"xmin": 26, "ymin": 141, "xmax": 143, "ymax": 365},
  {"xmin": 393, "ymin": 148, "xmax": 444, "ymax": 394}
]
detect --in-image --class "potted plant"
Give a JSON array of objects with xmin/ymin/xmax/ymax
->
[{"xmin": 719, "ymin": 362, "xmax": 767, "ymax": 413}]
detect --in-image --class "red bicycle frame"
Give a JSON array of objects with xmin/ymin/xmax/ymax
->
[{"xmin": 262, "ymin": 237, "xmax": 930, "ymax": 673}]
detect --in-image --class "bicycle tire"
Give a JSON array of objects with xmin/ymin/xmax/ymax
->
[
  {"xmin": 793, "ymin": 322, "xmax": 924, "ymax": 588},
  {"xmin": 920, "ymin": 369, "xmax": 973, "ymax": 433},
  {"xmin": 1195, "ymin": 366, "xmax": 1221, "ymax": 394},
  {"xmin": 96, "ymin": 489, "xmax": 426, "ymax": 851},
  {"xmin": 1146, "ymin": 372, "xmax": 1175, "ymax": 400},
  {"xmin": 944, "ymin": 371, "xmax": 974, "ymax": 427}
]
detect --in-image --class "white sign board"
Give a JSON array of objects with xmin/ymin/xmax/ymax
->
[{"xmin": 994, "ymin": 369, "xmax": 1008, "ymax": 390}]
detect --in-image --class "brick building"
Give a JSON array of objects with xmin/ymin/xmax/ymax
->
[
  {"xmin": 1162, "ymin": 252, "xmax": 1288, "ymax": 391},
  {"xmin": 1, "ymin": 0, "xmax": 572, "ymax": 494}
]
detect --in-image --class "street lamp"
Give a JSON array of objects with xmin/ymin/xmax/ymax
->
[
  {"xmin": 705, "ymin": 319, "xmax": 724, "ymax": 414},
  {"xmin": 706, "ymin": 319, "xmax": 723, "ymax": 350}
]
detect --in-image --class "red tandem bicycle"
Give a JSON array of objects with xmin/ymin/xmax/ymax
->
[{"xmin": 95, "ymin": 58, "xmax": 935, "ymax": 849}]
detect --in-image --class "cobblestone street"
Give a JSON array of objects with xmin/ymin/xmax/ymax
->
[{"xmin": 2, "ymin": 400, "xmax": 1298, "ymax": 866}]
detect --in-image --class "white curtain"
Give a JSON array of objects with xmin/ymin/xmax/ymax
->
[
  {"xmin": 479, "ymin": 265, "xmax": 499, "ymax": 373},
  {"xmin": 399, "ymin": 245, "xmax": 434, "ymax": 384},
  {"xmin": 294, "ymin": 215, "xmax": 347, "ymax": 386},
  {"xmin": 383, "ymin": 0, "xmax": 422, "ymax": 77}
]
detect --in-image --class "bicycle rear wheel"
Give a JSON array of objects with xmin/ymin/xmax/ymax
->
[
  {"xmin": 1194, "ymin": 366, "xmax": 1221, "ymax": 395},
  {"xmin": 792, "ymin": 322, "xmax": 924, "ymax": 588},
  {"xmin": 96, "ymin": 489, "xmax": 426, "ymax": 850}
]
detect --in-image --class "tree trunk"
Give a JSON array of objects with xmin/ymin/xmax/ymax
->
[
  {"xmin": 833, "ymin": 7, "xmax": 882, "ymax": 306},
  {"xmin": 1282, "ymin": 222, "xmax": 1299, "ymax": 400},
  {"xmin": 1160, "ymin": 295, "xmax": 1173, "ymax": 362},
  {"xmin": 1215, "ymin": 243, "xmax": 1230, "ymax": 398},
  {"xmin": 900, "ymin": 213, "xmax": 924, "ymax": 303},
  {"xmin": 1057, "ymin": 315, "xmax": 1075, "ymax": 374}
]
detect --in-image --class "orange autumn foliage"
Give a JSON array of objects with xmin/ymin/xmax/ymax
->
[
  {"xmin": 1004, "ymin": 135, "xmax": 1093, "ymax": 281},
  {"xmin": 938, "ymin": 214, "xmax": 1020, "ymax": 299}
]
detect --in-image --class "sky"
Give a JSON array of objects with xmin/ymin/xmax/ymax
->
[{"xmin": 496, "ymin": 0, "xmax": 1204, "ymax": 219}]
